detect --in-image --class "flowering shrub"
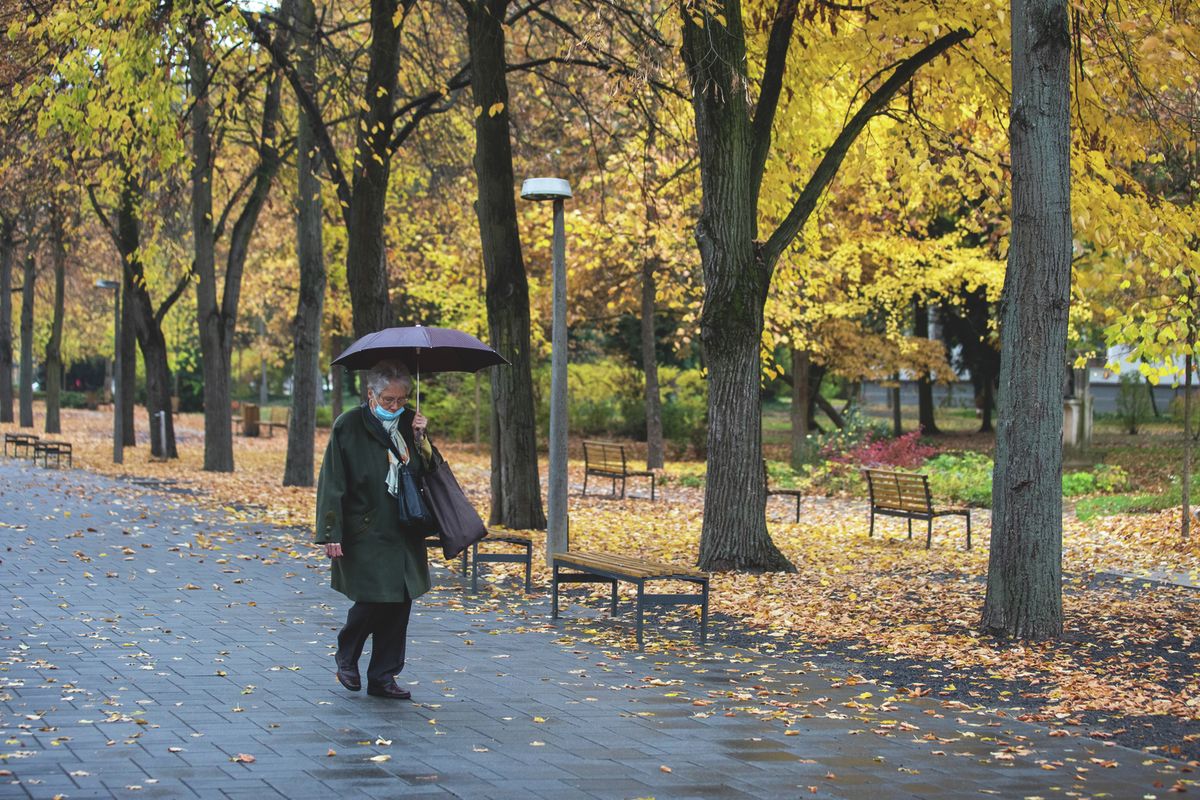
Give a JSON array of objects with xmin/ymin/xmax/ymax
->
[{"xmin": 824, "ymin": 430, "xmax": 938, "ymax": 469}]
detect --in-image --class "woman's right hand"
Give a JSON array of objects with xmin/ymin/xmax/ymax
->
[{"xmin": 324, "ymin": 543, "xmax": 344, "ymax": 559}]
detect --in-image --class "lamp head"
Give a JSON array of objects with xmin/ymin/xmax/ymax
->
[
  {"xmin": 520, "ymin": 178, "xmax": 572, "ymax": 201},
  {"xmin": 95, "ymin": 279, "xmax": 119, "ymax": 290}
]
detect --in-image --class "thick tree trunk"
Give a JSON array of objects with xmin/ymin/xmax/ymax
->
[
  {"xmin": 981, "ymin": 0, "xmax": 1071, "ymax": 640},
  {"xmin": 117, "ymin": 182, "xmax": 176, "ymax": 458},
  {"xmin": 678, "ymin": 2, "xmax": 968, "ymax": 570},
  {"xmin": 344, "ymin": 0, "xmax": 402, "ymax": 339},
  {"xmin": 467, "ymin": 0, "xmax": 545, "ymax": 530},
  {"xmin": 0, "ymin": 217, "xmax": 14, "ymax": 423},
  {"xmin": 284, "ymin": 0, "xmax": 326, "ymax": 488},
  {"xmin": 915, "ymin": 300, "xmax": 940, "ymax": 434},
  {"xmin": 681, "ymin": 3, "xmax": 792, "ymax": 572},
  {"xmin": 44, "ymin": 211, "xmax": 67, "ymax": 434},
  {"xmin": 790, "ymin": 347, "xmax": 810, "ymax": 468},
  {"xmin": 19, "ymin": 249, "xmax": 34, "ymax": 428}
]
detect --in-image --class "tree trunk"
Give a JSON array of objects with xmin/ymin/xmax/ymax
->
[
  {"xmin": 284, "ymin": 0, "xmax": 326, "ymax": 488},
  {"xmin": 44, "ymin": 210, "xmax": 67, "ymax": 434},
  {"xmin": 466, "ymin": 0, "xmax": 545, "ymax": 531},
  {"xmin": 789, "ymin": 347, "xmax": 810, "ymax": 468},
  {"xmin": 915, "ymin": 299, "xmax": 940, "ymax": 434},
  {"xmin": 981, "ymin": 0, "xmax": 1071, "ymax": 640},
  {"xmin": 117, "ymin": 180, "xmax": 176, "ymax": 458},
  {"xmin": 344, "ymin": 0, "xmax": 402, "ymax": 339},
  {"xmin": 191, "ymin": 14, "xmax": 286, "ymax": 472},
  {"xmin": 120, "ymin": 272, "xmax": 136, "ymax": 446},
  {"xmin": 641, "ymin": 125, "xmax": 664, "ymax": 469},
  {"xmin": 641, "ymin": 251, "xmax": 664, "ymax": 468},
  {"xmin": 189, "ymin": 24, "xmax": 229, "ymax": 471},
  {"xmin": 891, "ymin": 373, "xmax": 902, "ymax": 437},
  {"xmin": 678, "ymin": 2, "xmax": 967, "ymax": 571},
  {"xmin": 0, "ymin": 217, "xmax": 14, "ymax": 423},
  {"xmin": 331, "ymin": 335, "xmax": 345, "ymax": 420},
  {"xmin": 1184, "ymin": 345, "xmax": 1193, "ymax": 541},
  {"xmin": 19, "ymin": 248, "xmax": 34, "ymax": 428}
]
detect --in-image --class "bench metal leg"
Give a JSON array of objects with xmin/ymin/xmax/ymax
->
[
  {"xmin": 906, "ymin": 518, "xmax": 913, "ymax": 540},
  {"xmin": 794, "ymin": 495, "xmax": 801, "ymax": 523},
  {"xmin": 965, "ymin": 512, "xmax": 972, "ymax": 550},
  {"xmin": 636, "ymin": 580, "xmax": 645, "ymax": 651},
  {"xmin": 582, "ymin": 471, "xmax": 589, "ymax": 496},
  {"xmin": 619, "ymin": 476, "xmax": 626, "ymax": 499},
  {"xmin": 609, "ymin": 579, "xmax": 618, "ymax": 615},
  {"xmin": 700, "ymin": 581, "xmax": 709, "ymax": 644},
  {"xmin": 868, "ymin": 509, "xmax": 875, "ymax": 538},
  {"xmin": 551, "ymin": 565, "xmax": 559, "ymax": 618},
  {"xmin": 926, "ymin": 519, "xmax": 933, "ymax": 549},
  {"xmin": 523, "ymin": 544, "xmax": 532, "ymax": 591}
]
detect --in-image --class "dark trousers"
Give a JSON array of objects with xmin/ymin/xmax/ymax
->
[{"xmin": 335, "ymin": 600, "xmax": 413, "ymax": 687}]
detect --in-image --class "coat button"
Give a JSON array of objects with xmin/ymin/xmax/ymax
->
[{"xmin": 364, "ymin": 516, "xmax": 370, "ymax": 524}]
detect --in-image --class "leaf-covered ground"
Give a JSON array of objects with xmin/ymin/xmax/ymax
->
[{"xmin": 8, "ymin": 407, "xmax": 1199, "ymax": 764}]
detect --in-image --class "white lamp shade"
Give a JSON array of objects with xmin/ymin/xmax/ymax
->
[{"xmin": 520, "ymin": 177, "xmax": 572, "ymax": 201}]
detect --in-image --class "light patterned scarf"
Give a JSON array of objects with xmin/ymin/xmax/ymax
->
[{"xmin": 381, "ymin": 414, "xmax": 410, "ymax": 498}]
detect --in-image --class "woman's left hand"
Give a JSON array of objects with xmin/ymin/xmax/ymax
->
[{"xmin": 412, "ymin": 411, "xmax": 428, "ymax": 441}]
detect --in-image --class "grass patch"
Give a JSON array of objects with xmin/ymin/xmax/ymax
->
[{"xmin": 1074, "ymin": 484, "xmax": 1182, "ymax": 520}]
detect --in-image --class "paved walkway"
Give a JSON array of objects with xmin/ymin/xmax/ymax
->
[{"xmin": 0, "ymin": 461, "xmax": 1190, "ymax": 799}]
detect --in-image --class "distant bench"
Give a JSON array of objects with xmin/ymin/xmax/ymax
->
[
  {"xmin": 33, "ymin": 440, "xmax": 73, "ymax": 469},
  {"xmin": 764, "ymin": 459, "xmax": 803, "ymax": 523},
  {"xmin": 582, "ymin": 440, "xmax": 655, "ymax": 500},
  {"xmin": 862, "ymin": 468, "xmax": 971, "ymax": 550},
  {"xmin": 424, "ymin": 527, "xmax": 533, "ymax": 593},
  {"xmin": 4, "ymin": 432, "xmax": 39, "ymax": 458},
  {"xmin": 552, "ymin": 551, "xmax": 708, "ymax": 650},
  {"xmin": 261, "ymin": 407, "xmax": 290, "ymax": 438}
]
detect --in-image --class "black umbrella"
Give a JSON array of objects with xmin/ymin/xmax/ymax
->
[{"xmin": 331, "ymin": 325, "xmax": 508, "ymax": 411}]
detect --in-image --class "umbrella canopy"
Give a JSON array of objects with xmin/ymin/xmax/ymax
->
[{"xmin": 331, "ymin": 326, "xmax": 508, "ymax": 373}]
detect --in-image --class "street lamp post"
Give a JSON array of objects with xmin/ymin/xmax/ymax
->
[
  {"xmin": 94, "ymin": 279, "xmax": 122, "ymax": 464},
  {"xmin": 520, "ymin": 177, "xmax": 572, "ymax": 558}
]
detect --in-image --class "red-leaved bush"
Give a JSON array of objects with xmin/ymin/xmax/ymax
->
[{"xmin": 825, "ymin": 431, "xmax": 937, "ymax": 469}]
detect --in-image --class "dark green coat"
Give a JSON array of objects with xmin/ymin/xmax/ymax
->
[{"xmin": 314, "ymin": 404, "xmax": 433, "ymax": 602}]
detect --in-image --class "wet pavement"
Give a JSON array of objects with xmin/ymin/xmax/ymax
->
[{"xmin": 0, "ymin": 460, "xmax": 1193, "ymax": 799}]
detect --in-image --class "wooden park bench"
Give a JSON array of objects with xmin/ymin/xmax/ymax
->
[
  {"xmin": 764, "ymin": 459, "xmax": 804, "ymax": 523},
  {"xmin": 470, "ymin": 528, "xmax": 533, "ymax": 593},
  {"xmin": 261, "ymin": 406, "xmax": 290, "ymax": 438},
  {"xmin": 424, "ymin": 528, "xmax": 534, "ymax": 593},
  {"xmin": 552, "ymin": 550, "xmax": 709, "ymax": 650},
  {"xmin": 33, "ymin": 440, "xmax": 73, "ymax": 469},
  {"xmin": 4, "ymin": 432, "xmax": 39, "ymax": 458},
  {"xmin": 582, "ymin": 440, "xmax": 655, "ymax": 500},
  {"xmin": 862, "ymin": 468, "xmax": 971, "ymax": 550}
]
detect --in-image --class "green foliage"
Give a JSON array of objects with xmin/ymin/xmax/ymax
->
[
  {"xmin": 417, "ymin": 375, "xmax": 491, "ymax": 443},
  {"xmin": 925, "ymin": 451, "xmax": 995, "ymax": 506},
  {"xmin": 1116, "ymin": 373, "xmax": 1153, "ymax": 434},
  {"xmin": 1075, "ymin": 482, "xmax": 1182, "ymax": 521},
  {"xmin": 533, "ymin": 359, "xmax": 708, "ymax": 451},
  {"xmin": 58, "ymin": 391, "xmax": 89, "ymax": 409},
  {"xmin": 1168, "ymin": 391, "xmax": 1200, "ymax": 432},
  {"xmin": 1061, "ymin": 470, "xmax": 1097, "ymax": 497},
  {"xmin": 316, "ymin": 406, "xmax": 333, "ymax": 429}
]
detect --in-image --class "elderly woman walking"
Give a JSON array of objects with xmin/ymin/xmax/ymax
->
[{"xmin": 315, "ymin": 359, "xmax": 436, "ymax": 700}]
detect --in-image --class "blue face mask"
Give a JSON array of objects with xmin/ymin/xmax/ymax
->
[{"xmin": 373, "ymin": 404, "xmax": 405, "ymax": 422}]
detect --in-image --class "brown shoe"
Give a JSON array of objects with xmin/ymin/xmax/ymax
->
[
  {"xmin": 366, "ymin": 680, "xmax": 411, "ymax": 700},
  {"xmin": 335, "ymin": 663, "xmax": 361, "ymax": 692}
]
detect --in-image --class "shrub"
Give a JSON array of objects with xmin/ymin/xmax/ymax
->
[
  {"xmin": 58, "ymin": 390, "xmax": 89, "ymax": 409},
  {"xmin": 1092, "ymin": 463, "xmax": 1130, "ymax": 492},
  {"xmin": 1116, "ymin": 372, "xmax": 1153, "ymax": 434},
  {"xmin": 1168, "ymin": 391, "xmax": 1200, "ymax": 431},
  {"xmin": 316, "ymin": 406, "xmax": 333, "ymax": 428},
  {"xmin": 826, "ymin": 430, "xmax": 938, "ymax": 469},
  {"xmin": 925, "ymin": 451, "xmax": 994, "ymax": 506},
  {"xmin": 1061, "ymin": 471, "xmax": 1096, "ymax": 497}
]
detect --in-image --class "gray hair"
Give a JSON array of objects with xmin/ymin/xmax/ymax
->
[{"xmin": 364, "ymin": 359, "xmax": 414, "ymax": 396}]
